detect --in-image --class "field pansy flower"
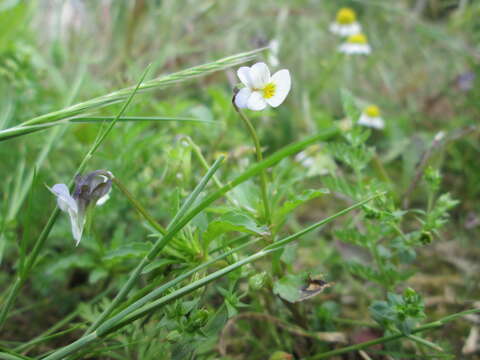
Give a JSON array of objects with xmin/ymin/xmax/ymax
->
[
  {"xmin": 49, "ymin": 170, "xmax": 113, "ymax": 246},
  {"xmin": 339, "ymin": 33, "xmax": 371, "ymax": 55},
  {"xmin": 358, "ymin": 105, "xmax": 384, "ymax": 129},
  {"xmin": 330, "ymin": 8, "xmax": 362, "ymax": 37},
  {"xmin": 234, "ymin": 62, "xmax": 291, "ymax": 111}
]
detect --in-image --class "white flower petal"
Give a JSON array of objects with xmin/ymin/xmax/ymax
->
[
  {"xmin": 339, "ymin": 43, "xmax": 371, "ymax": 55},
  {"xmin": 358, "ymin": 114, "xmax": 384, "ymax": 129},
  {"xmin": 234, "ymin": 87, "xmax": 252, "ymax": 109},
  {"xmin": 67, "ymin": 209, "xmax": 84, "ymax": 246},
  {"xmin": 249, "ymin": 62, "xmax": 271, "ymax": 88},
  {"xmin": 50, "ymin": 183, "xmax": 77, "ymax": 213},
  {"xmin": 247, "ymin": 91, "xmax": 267, "ymax": 111},
  {"xmin": 329, "ymin": 22, "xmax": 362, "ymax": 37},
  {"xmin": 266, "ymin": 69, "xmax": 291, "ymax": 107},
  {"xmin": 237, "ymin": 66, "xmax": 253, "ymax": 88},
  {"xmin": 96, "ymin": 193, "xmax": 110, "ymax": 206},
  {"xmin": 372, "ymin": 117, "xmax": 385, "ymax": 129}
]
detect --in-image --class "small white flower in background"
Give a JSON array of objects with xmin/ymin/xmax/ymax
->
[
  {"xmin": 339, "ymin": 33, "xmax": 371, "ymax": 55},
  {"xmin": 295, "ymin": 145, "xmax": 337, "ymax": 177},
  {"xmin": 330, "ymin": 8, "xmax": 362, "ymax": 37},
  {"xmin": 268, "ymin": 39, "xmax": 280, "ymax": 67},
  {"xmin": 49, "ymin": 170, "xmax": 113, "ymax": 246},
  {"xmin": 234, "ymin": 62, "xmax": 291, "ymax": 111},
  {"xmin": 358, "ymin": 105, "xmax": 384, "ymax": 129}
]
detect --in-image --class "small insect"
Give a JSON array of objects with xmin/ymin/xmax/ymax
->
[{"xmin": 296, "ymin": 276, "xmax": 331, "ymax": 302}]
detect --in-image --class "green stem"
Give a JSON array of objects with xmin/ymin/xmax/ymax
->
[
  {"xmin": 185, "ymin": 137, "xmax": 238, "ymax": 206},
  {"xmin": 372, "ymin": 153, "xmax": 391, "ymax": 185},
  {"xmin": 236, "ymin": 108, "xmax": 271, "ymax": 226},
  {"xmin": 406, "ymin": 334, "xmax": 443, "ymax": 352},
  {"xmin": 112, "ymin": 177, "xmax": 167, "ymax": 235},
  {"xmin": 40, "ymin": 333, "xmax": 99, "ymax": 360},
  {"xmin": 308, "ymin": 309, "xmax": 480, "ymax": 359}
]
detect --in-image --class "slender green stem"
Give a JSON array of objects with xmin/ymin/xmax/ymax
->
[
  {"xmin": 112, "ymin": 177, "xmax": 167, "ymax": 235},
  {"xmin": 236, "ymin": 108, "xmax": 271, "ymax": 226},
  {"xmin": 0, "ymin": 351, "xmax": 35, "ymax": 360},
  {"xmin": 40, "ymin": 333, "xmax": 99, "ymax": 360},
  {"xmin": 406, "ymin": 334, "xmax": 443, "ymax": 352},
  {"xmin": 372, "ymin": 153, "xmax": 391, "ymax": 185},
  {"xmin": 264, "ymin": 193, "xmax": 383, "ymax": 251},
  {"xmin": 308, "ymin": 309, "xmax": 480, "ymax": 359},
  {"xmin": 185, "ymin": 137, "xmax": 237, "ymax": 205}
]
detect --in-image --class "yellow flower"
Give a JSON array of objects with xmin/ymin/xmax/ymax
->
[
  {"xmin": 330, "ymin": 7, "xmax": 362, "ymax": 37},
  {"xmin": 339, "ymin": 33, "xmax": 371, "ymax": 55},
  {"xmin": 358, "ymin": 105, "xmax": 384, "ymax": 129}
]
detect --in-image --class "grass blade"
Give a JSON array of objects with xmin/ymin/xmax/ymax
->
[{"xmin": 15, "ymin": 48, "xmax": 265, "ymax": 128}]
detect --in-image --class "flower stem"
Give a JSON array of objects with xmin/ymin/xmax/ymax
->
[
  {"xmin": 235, "ymin": 108, "xmax": 271, "ymax": 226},
  {"xmin": 112, "ymin": 177, "xmax": 167, "ymax": 235}
]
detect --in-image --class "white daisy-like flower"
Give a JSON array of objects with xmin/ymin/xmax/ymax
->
[
  {"xmin": 234, "ymin": 62, "xmax": 291, "ymax": 111},
  {"xmin": 358, "ymin": 105, "xmax": 384, "ymax": 129},
  {"xmin": 339, "ymin": 33, "xmax": 371, "ymax": 55},
  {"xmin": 329, "ymin": 8, "xmax": 362, "ymax": 37},
  {"xmin": 49, "ymin": 170, "xmax": 112, "ymax": 246}
]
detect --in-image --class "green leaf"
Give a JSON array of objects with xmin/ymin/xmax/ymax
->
[
  {"xmin": 89, "ymin": 268, "xmax": 108, "ymax": 284},
  {"xmin": 273, "ymin": 273, "xmax": 307, "ymax": 303},
  {"xmin": 102, "ymin": 242, "xmax": 151, "ymax": 262},
  {"xmin": 275, "ymin": 189, "xmax": 329, "ymax": 222},
  {"xmin": 204, "ymin": 211, "xmax": 269, "ymax": 242}
]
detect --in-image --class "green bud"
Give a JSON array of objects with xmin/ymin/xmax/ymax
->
[
  {"xmin": 191, "ymin": 309, "xmax": 210, "ymax": 328},
  {"xmin": 419, "ymin": 231, "xmax": 433, "ymax": 245},
  {"xmin": 362, "ymin": 205, "xmax": 382, "ymax": 219},
  {"xmin": 424, "ymin": 166, "xmax": 441, "ymax": 190}
]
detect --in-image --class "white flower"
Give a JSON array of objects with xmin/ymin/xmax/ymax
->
[
  {"xmin": 49, "ymin": 170, "xmax": 112, "ymax": 246},
  {"xmin": 339, "ymin": 33, "xmax": 371, "ymax": 55},
  {"xmin": 330, "ymin": 8, "xmax": 362, "ymax": 37},
  {"xmin": 234, "ymin": 62, "xmax": 291, "ymax": 111},
  {"xmin": 358, "ymin": 105, "xmax": 384, "ymax": 129},
  {"xmin": 268, "ymin": 39, "xmax": 280, "ymax": 67}
]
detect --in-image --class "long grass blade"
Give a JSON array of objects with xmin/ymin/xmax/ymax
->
[{"xmin": 14, "ymin": 48, "xmax": 265, "ymax": 129}]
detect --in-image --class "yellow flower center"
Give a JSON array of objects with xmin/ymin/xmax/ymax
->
[
  {"xmin": 336, "ymin": 8, "xmax": 356, "ymax": 25},
  {"xmin": 347, "ymin": 33, "xmax": 368, "ymax": 44},
  {"xmin": 365, "ymin": 105, "xmax": 380, "ymax": 117},
  {"xmin": 262, "ymin": 83, "xmax": 276, "ymax": 99}
]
